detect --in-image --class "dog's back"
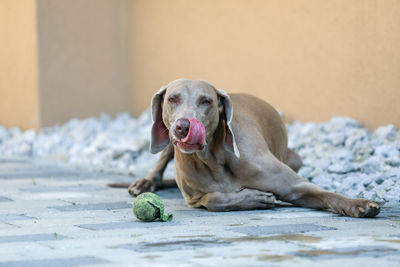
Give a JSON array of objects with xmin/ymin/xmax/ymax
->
[{"xmin": 230, "ymin": 93, "xmax": 288, "ymax": 162}]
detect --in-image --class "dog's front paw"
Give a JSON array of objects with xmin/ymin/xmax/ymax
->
[
  {"xmin": 128, "ymin": 179, "xmax": 156, "ymax": 197},
  {"xmin": 254, "ymin": 191, "xmax": 276, "ymax": 208}
]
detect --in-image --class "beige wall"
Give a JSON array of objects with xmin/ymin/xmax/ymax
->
[
  {"xmin": 128, "ymin": 0, "xmax": 400, "ymax": 129},
  {"xmin": 0, "ymin": 0, "xmax": 132, "ymax": 129},
  {"xmin": 36, "ymin": 0, "xmax": 131, "ymax": 126},
  {"xmin": 0, "ymin": 0, "xmax": 40, "ymax": 129},
  {"xmin": 1, "ymin": 1, "xmax": 399, "ymax": 130}
]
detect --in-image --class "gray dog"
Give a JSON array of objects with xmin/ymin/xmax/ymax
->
[{"xmin": 110, "ymin": 79, "xmax": 380, "ymax": 217}]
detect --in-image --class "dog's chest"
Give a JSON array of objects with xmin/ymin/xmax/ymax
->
[{"xmin": 174, "ymin": 160, "xmax": 240, "ymax": 195}]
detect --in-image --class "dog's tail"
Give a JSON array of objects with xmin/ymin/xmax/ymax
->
[
  {"xmin": 107, "ymin": 179, "xmax": 177, "ymax": 188},
  {"xmin": 107, "ymin": 183, "xmax": 130, "ymax": 188}
]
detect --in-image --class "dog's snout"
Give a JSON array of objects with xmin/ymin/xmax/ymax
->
[{"xmin": 174, "ymin": 118, "xmax": 190, "ymax": 139}]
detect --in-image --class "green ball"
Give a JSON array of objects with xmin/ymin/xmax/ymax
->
[{"xmin": 133, "ymin": 192, "xmax": 173, "ymax": 222}]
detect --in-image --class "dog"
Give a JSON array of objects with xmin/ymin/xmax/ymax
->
[{"xmin": 110, "ymin": 79, "xmax": 380, "ymax": 217}]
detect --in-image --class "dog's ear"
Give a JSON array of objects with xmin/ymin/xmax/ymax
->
[
  {"xmin": 150, "ymin": 86, "xmax": 170, "ymax": 154},
  {"xmin": 216, "ymin": 89, "xmax": 240, "ymax": 158}
]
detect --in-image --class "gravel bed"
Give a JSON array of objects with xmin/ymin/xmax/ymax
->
[{"xmin": 0, "ymin": 112, "xmax": 399, "ymax": 204}]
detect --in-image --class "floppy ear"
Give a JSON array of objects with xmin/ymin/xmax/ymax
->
[
  {"xmin": 216, "ymin": 89, "xmax": 240, "ymax": 158},
  {"xmin": 150, "ymin": 86, "xmax": 170, "ymax": 153}
]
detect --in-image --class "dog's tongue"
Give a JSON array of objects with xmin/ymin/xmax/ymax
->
[{"xmin": 181, "ymin": 118, "xmax": 205, "ymax": 145}]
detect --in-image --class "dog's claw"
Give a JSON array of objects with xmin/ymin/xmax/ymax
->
[
  {"xmin": 356, "ymin": 201, "xmax": 380, "ymax": 218},
  {"xmin": 369, "ymin": 202, "xmax": 379, "ymax": 208}
]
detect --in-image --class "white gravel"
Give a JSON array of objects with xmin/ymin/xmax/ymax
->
[{"xmin": 0, "ymin": 112, "xmax": 399, "ymax": 204}]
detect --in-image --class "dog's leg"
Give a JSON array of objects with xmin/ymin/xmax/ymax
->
[
  {"xmin": 128, "ymin": 144, "xmax": 175, "ymax": 196},
  {"xmin": 197, "ymin": 188, "xmax": 276, "ymax": 211},
  {"xmin": 247, "ymin": 156, "xmax": 380, "ymax": 218}
]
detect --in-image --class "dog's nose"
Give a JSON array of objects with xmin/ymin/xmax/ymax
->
[{"xmin": 174, "ymin": 118, "xmax": 190, "ymax": 139}]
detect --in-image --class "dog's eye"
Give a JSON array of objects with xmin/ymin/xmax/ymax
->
[
  {"xmin": 200, "ymin": 98, "xmax": 212, "ymax": 106},
  {"xmin": 168, "ymin": 97, "xmax": 177, "ymax": 104}
]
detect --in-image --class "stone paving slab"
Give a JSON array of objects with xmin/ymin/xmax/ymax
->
[
  {"xmin": 293, "ymin": 245, "xmax": 399, "ymax": 260},
  {"xmin": 0, "ymin": 196, "xmax": 11, "ymax": 202},
  {"xmin": 20, "ymin": 184, "xmax": 106, "ymax": 193},
  {"xmin": 49, "ymin": 202, "xmax": 131, "ymax": 212},
  {"xmin": 0, "ymin": 233, "xmax": 70, "ymax": 243},
  {"xmin": 0, "ymin": 214, "xmax": 37, "ymax": 222},
  {"xmin": 0, "ymin": 157, "xmax": 399, "ymax": 266},
  {"xmin": 76, "ymin": 221, "xmax": 182, "ymax": 231},
  {"xmin": 0, "ymin": 256, "xmax": 106, "ymax": 267},
  {"xmin": 231, "ymin": 223, "xmax": 336, "ymax": 235}
]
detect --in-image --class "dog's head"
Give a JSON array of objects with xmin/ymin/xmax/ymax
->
[{"xmin": 150, "ymin": 79, "xmax": 239, "ymax": 158}]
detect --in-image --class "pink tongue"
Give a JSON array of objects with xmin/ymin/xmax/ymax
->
[{"xmin": 181, "ymin": 118, "xmax": 205, "ymax": 145}]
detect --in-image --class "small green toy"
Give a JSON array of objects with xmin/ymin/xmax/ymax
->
[{"xmin": 133, "ymin": 192, "xmax": 173, "ymax": 222}]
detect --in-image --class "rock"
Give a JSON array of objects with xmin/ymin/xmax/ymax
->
[
  {"xmin": 299, "ymin": 122, "xmax": 318, "ymax": 136},
  {"xmin": 330, "ymin": 116, "xmax": 362, "ymax": 129},
  {"xmin": 373, "ymin": 125, "xmax": 397, "ymax": 142},
  {"xmin": 311, "ymin": 175, "xmax": 334, "ymax": 191},
  {"xmin": 361, "ymin": 190, "xmax": 378, "ymax": 201},
  {"xmin": 8, "ymin": 127, "xmax": 22, "ymax": 137},
  {"xmin": 384, "ymin": 187, "xmax": 400, "ymax": 203},
  {"xmin": 328, "ymin": 162, "xmax": 356, "ymax": 174},
  {"xmin": 352, "ymin": 144, "xmax": 374, "ymax": 162},
  {"xmin": 337, "ymin": 173, "xmax": 367, "ymax": 188},
  {"xmin": 116, "ymin": 153, "xmax": 134, "ymax": 170},
  {"xmin": 384, "ymin": 168, "xmax": 400, "ymax": 179},
  {"xmin": 298, "ymin": 166, "xmax": 314, "ymax": 179},
  {"xmin": 297, "ymin": 147, "xmax": 314, "ymax": 160},
  {"xmin": 375, "ymin": 176, "xmax": 384, "ymax": 185},
  {"xmin": 0, "ymin": 125, "xmax": 10, "ymax": 144},
  {"xmin": 313, "ymin": 144, "xmax": 333, "ymax": 158},
  {"xmin": 375, "ymin": 188, "xmax": 387, "ymax": 200},
  {"xmin": 323, "ymin": 132, "xmax": 346, "ymax": 146},
  {"xmin": 366, "ymin": 182, "xmax": 377, "ymax": 191},
  {"xmin": 309, "ymin": 167, "xmax": 324, "ymax": 178},
  {"xmin": 11, "ymin": 141, "xmax": 32, "ymax": 157},
  {"xmin": 0, "ymin": 111, "xmax": 399, "ymax": 203},
  {"xmin": 358, "ymin": 157, "xmax": 382, "ymax": 174},
  {"xmin": 23, "ymin": 129, "xmax": 36, "ymax": 142},
  {"xmin": 345, "ymin": 129, "xmax": 369, "ymax": 150},
  {"xmin": 313, "ymin": 158, "xmax": 331, "ymax": 171},
  {"xmin": 331, "ymin": 149, "xmax": 354, "ymax": 162},
  {"xmin": 377, "ymin": 178, "xmax": 395, "ymax": 190},
  {"xmin": 360, "ymin": 174, "xmax": 377, "ymax": 188},
  {"xmin": 374, "ymin": 144, "xmax": 399, "ymax": 158},
  {"xmin": 385, "ymin": 157, "xmax": 400, "ymax": 167}
]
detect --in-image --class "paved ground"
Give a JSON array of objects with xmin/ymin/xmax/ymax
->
[{"xmin": 0, "ymin": 157, "xmax": 399, "ymax": 267}]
